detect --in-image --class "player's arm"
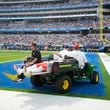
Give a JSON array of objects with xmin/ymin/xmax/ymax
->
[
  {"xmin": 30, "ymin": 58, "xmax": 38, "ymax": 65},
  {"xmin": 26, "ymin": 58, "xmax": 37, "ymax": 67}
]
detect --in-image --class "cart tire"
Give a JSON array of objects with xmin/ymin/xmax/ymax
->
[
  {"xmin": 90, "ymin": 71, "xmax": 99, "ymax": 84},
  {"xmin": 55, "ymin": 75, "xmax": 72, "ymax": 93},
  {"xmin": 30, "ymin": 75, "xmax": 44, "ymax": 86}
]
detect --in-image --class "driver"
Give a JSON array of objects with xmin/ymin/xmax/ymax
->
[
  {"xmin": 23, "ymin": 43, "xmax": 41, "ymax": 67},
  {"xmin": 14, "ymin": 43, "xmax": 41, "ymax": 82}
]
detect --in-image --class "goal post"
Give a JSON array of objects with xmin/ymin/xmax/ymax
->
[{"xmin": 99, "ymin": 0, "xmax": 104, "ymax": 41}]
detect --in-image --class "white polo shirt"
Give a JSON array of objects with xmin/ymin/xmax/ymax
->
[
  {"xmin": 54, "ymin": 49, "xmax": 69, "ymax": 61},
  {"xmin": 68, "ymin": 50, "xmax": 88, "ymax": 69}
]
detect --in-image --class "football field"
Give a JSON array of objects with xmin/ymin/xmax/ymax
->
[{"xmin": 0, "ymin": 50, "xmax": 110, "ymax": 100}]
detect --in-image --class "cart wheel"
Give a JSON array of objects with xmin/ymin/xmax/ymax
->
[
  {"xmin": 55, "ymin": 75, "xmax": 72, "ymax": 93},
  {"xmin": 30, "ymin": 75, "xmax": 44, "ymax": 86},
  {"xmin": 90, "ymin": 71, "xmax": 99, "ymax": 84}
]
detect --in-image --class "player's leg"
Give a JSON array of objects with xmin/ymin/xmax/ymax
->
[
  {"xmin": 25, "ymin": 62, "xmax": 47, "ymax": 75},
  {"xmin": 13, "ymin": 64, "xmax": 25, "ymax": 82},
  {"xmin": 14, "ymin": 64, "xmax": 24, "ymax": 75}
]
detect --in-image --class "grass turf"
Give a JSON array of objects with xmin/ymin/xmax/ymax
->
[
  {"xmin": 106, "ymin": 53, "xmax": 110, "ymax": 56},
  {"xmin": 98, "ymin": 55, "xmax": 110, "ymax": 100},
  {"xmin": 0, "ymin": 50, "xmax": 110, "ymax": 100},
  {"xmin": 0, "ymin": 50, "xmax": 56, "ymax": 62}
]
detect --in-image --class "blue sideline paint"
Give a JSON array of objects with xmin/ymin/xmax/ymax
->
[{"xmin": 0, "ymin": 53, "xmax": 105, "ymax": 96}]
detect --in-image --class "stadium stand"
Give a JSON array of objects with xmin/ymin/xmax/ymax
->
[{"xmin": 0, "ymin": 0, "xmax": 109, "ymax": 51}]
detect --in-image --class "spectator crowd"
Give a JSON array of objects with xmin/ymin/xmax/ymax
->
[
  {"xmin": 0, "ymin": 0, "xmax": 109, "ymax": 11},
  {"xmin": 0, "ymin": 0, "xmax": 109, "ymax": 50}
]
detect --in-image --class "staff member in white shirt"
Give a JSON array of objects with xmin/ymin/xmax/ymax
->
[
  {"xmin": 68, "ymin": 43, "xmax": 88, "ymax": 69},
  {"xmin": 53, "ymin": 45, "xmax": 69, "ymax": 61}
]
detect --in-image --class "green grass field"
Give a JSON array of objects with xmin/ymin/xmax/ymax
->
[
  {"xmin": 107, "ymin": 53, "xmax": 110, "ymax": 56},
  {"xmin": 0, "ymin": 50, "xmax": 56, "ymax": 62},
  {"xmin": 0, "ymin": 50, "xmax": 110, "ymax": 100}
]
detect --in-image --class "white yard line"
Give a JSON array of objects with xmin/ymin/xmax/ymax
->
[
  {"xmin": 0, "ymin": 55, "xmax": 48, "ymax": 64},
  {"xmin": 0, "ymin": 90, "xmax": 110, "ymax": 110},
  {"xmin": 0, "ymin": 59, "xmax": 21, "ymax": 64},
  {"xmin": 98, "ymin": 53, "xmax": 110, "ymax": 75}
]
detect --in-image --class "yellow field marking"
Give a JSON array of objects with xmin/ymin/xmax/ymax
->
[{"xmin": 4, "ymin": 73, "xmax": 18, "ymax": 80}]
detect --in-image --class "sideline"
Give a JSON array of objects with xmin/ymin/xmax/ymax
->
[
  {"xmin": 0, "ymin": 59, "xmax": 21, "ymax": 64},
  {"xmin": 0, "ymin": 90, "xmax": 110, "ymax": 110},
  {"xmin": 0, "ymin": 55, "xmax": 48, "ymax": 64},
  {"xmin": 98, "ymin": 53, "xmax": 110, "ymax": 75}
]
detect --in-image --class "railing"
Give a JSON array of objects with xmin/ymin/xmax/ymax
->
[
  {"xmin": 0, "ymin": 4, "xmax": 98, "ymax": 12},
  {"xmin": 0, "ymin": 0, "xmax": 62, "ymax": 4},
  {"xmin": 0, "ymin": 27, "xmax": 92, "ymax": 33},
  {"xmin": 0, "ymin": 14, "xmax": 97, "ymax": 20}
]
